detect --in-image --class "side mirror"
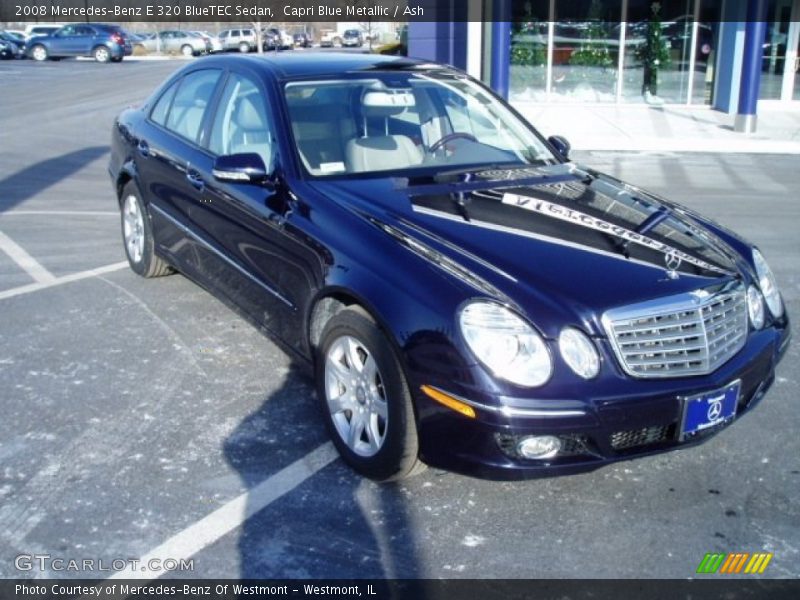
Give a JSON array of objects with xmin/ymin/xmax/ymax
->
[
  {"xmin": 212, "ymin": 153, "xmax": 269, "ymax": 184},
  {"xmin": 547, "ymin": 135, "xmax": 571, "ymax": 160}
]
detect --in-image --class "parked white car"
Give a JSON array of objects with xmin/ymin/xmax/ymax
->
[
  {"xmin": 191, "ymin": 31, "xmax": 223, "ymax": 53},
  {"xmin": 320, "ymin": 29, "xmax": 339, "ymax": 48}
]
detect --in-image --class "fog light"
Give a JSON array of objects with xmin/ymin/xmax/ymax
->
[{"xmin": 517, "ymin": 435, "xmax": 562, "ymax": 459}]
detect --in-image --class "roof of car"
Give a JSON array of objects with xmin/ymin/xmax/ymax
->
[{"xmin": 201, "ymin": 52, "xmax": 430, "ymax": 79}]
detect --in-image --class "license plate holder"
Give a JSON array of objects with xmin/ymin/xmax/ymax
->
[{"xmin": 680, "ymin": 380, "xmax": 740, "ymax": 441}]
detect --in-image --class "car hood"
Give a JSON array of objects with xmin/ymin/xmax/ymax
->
[{"xmin": 309, "ymin": 164, "xmax": 747, "ymax": 337}]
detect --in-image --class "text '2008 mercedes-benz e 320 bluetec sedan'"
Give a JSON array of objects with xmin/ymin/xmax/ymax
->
[{"xmin": 109, "ymin": 54, "xmax": 790, "ymax": 481}]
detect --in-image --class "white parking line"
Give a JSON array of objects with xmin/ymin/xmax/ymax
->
[
  {"xmin": 108, "ymin": 442, "xmax": 338, "ymax": 580},
  {"xmin": 0, "ymin": 261, "xmax": 128, "ymax": 300},
  {"xmin": 0, "ymin": 230, "xmax": 56, "ymax": 284}
]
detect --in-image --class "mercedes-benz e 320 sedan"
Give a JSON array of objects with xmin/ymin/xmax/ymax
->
[{"xmin": 109, "ymin": 54, "xmax": 790, "ymax": 480}]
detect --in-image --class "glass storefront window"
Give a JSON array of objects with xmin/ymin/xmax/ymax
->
[
  {"xmin": 508, "ymin": 0, "xmax": 721, "ymax": 105},
  {"xmin": 551, "ymin": 0, "xmax": 622, "ymax": 103},
  {"xmin": 510, "ymin": 2, "xmax": 549, "ymax": 101},
  {"xmin": 622, "ymin": 0, "xmax": 695, "ymax": 104}
]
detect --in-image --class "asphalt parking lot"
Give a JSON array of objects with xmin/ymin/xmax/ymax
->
[{"xmin": 0, "ymin": 56, "xmax": 798, "ymax": 580}]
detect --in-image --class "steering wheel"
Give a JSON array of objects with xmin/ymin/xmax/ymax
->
[{"xmin": 428, "ymin": 132, "xmax": 478, "ymax": 153}]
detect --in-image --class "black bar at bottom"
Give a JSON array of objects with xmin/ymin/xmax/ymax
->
[{"xmin": 1, "ymin": 579, "xmax": 799, "ymax": 600}]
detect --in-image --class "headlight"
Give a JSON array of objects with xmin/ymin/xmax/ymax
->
[
  {"xmin": 559, "ymin": 327, "xmax": 600, "ymax": 379},
  {"xmin": 459, "ymin": 302, "xmax": 552, "ymax": 387},
  {"xmin": 753, "ymin": 249, "xmax": 783, "ymax": 318},
  {"xmin": 747, "ymin": 285, "xmax": 765, "ymax": 330}
]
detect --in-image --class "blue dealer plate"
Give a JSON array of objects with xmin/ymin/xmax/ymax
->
[{"xmin": 680, "ymin": 381, "xmax": 740, "ymax": 441}]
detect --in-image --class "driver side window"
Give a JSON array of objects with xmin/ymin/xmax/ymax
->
[{"xmin": 208, "ymin": 74, "xmax": 273, "ymax": 169}]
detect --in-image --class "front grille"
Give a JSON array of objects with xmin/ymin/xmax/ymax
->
[
  {"xmin": 603, "ymin": 283, "xmax": 748, "ymax": 378},
  {"xmin": 610, "ymin": 425, "xmax": 672, "ymax": 450}
]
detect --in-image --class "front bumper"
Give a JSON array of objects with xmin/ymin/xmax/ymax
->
[{"xmin": 412, "ymin": 321, "xmax": 790, "ymax": 480}]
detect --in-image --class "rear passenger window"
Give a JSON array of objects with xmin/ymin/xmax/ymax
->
[{"xmin": 164, "ymin": 69, "xmax": 222, "ymax": 144}]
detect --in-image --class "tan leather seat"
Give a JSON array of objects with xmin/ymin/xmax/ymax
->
[{"xmin": 345, "ymin": 135, "xmax": 422, "ymax": 173}]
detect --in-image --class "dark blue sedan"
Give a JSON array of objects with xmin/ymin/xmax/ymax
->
[
  {"xmin": 108, "ymin": 54, "xmax": 790, "ymax": 480},
  {"xmin": 27, "ymin": 23, "xmax": 132, "ymax": 63}
]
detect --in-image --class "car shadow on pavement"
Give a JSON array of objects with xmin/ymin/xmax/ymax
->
[
  {"xmin": 0, "ymin": 145, "xmax": 108, "ymax": 212},
  {"xmin": 224, "ymin": 362, "xmax": 426, "ymax": 586}
]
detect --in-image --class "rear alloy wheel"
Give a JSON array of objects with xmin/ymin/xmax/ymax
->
[
  {"xmin": 238, "ymin": 41, "xmax": 250, "ymax": 53},
  {"xmin": 181, "ymin": 44, "xmax": 194, "ymax": 57},
  {"xmin": 93, "ymin": 45, "xmax": 110, "ymax": 63},
  {"xmin": 31, "ymin": 45, "xmax": 48, "ymax": 61},
  {"xmin": 120, "ymin": 182, "xmax": 172, "ymax": 278},
  {"xmin": 317, "ymin": 307, "xmax": 424, "ymax": 481}
]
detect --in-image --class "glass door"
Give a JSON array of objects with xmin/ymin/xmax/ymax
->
[
  {"xmin": 760, "ymin": 0, "xmax": 793, "ymax": 99},
  {"xmin": 789, "ymin": 1, "xmax": 800, "ymax": 99}
]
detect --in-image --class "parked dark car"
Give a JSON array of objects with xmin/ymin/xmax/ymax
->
[
  {"xmin": 0, "ymin": 30, "xmax": 26, "ymax": 57},
  {"xmin": 0, "ymin": 39, "xmax": 18, "ymax": 59},
  {"xmin": 26, "ymin": 23, "xmax": 132, "ymax": 62},
  {"xmin": 109, "ymin": 54, "xmax": 789, "ymax": 481},
  {"xmin": 293, "ymin": 32, "xmax": 312, "ymax": 48}
]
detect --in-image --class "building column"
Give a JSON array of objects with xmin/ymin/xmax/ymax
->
[
  {"xmin": 489, "ymin": 0, "xmax": 511, "ymax": 98},
  {"xmin": 735, "ymin": 0, "xmax": 769, "ymax": 132},
  {"xmin": 407, "ymin": 2, "xmax": 468, "ymax": 71}
]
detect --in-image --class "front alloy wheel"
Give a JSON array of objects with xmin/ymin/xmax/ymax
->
[
  {"xmin": 317, "ymin": 307, "xmax": 424, "ymax": 481},
  {"xmin": 325, "ymin": 335, "xmax": 388, "ymax": 457}
]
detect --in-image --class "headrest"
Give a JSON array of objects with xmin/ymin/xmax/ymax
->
[
  {"xmin": 235, "ymin": 96, "xmax": 265, "ymax": 130},
  {"xmin": 194, "ymin": 82, "xmax": 215, "ymax": 108},
  {"xmin": 361, "ymin": 90, "xmax": 415, "ymax": 117}
]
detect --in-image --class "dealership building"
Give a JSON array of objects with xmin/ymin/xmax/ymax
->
[{"xmin": 408, "ymin": 0, "xmax": 799, "ymax": 128}]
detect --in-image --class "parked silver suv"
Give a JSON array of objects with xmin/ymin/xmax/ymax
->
[{"xmin": 218, "ymin": 28, "xmax": 258, "ymax": 53}]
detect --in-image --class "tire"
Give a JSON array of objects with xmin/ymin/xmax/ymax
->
[
  {"xmin": 181, "ymin": 44, "xmax": 194, "ymax": 57},
  {"xmin": 120, "ymin": 182, "xmax": 172, "ymax": 278},
  {"xmin": 238, "ymin": 41, "xmax": 250, "ymax": 53},
  {"xmin": 317, "ymin": 307, "xmax": 425, "ymax": 481},
  {"xmin": 31, "ymin": 44, "xmax": 48, "ymax": 61},
  {"xmin": 93, "ymin": 45, "xmax": 110, "ymax": 63}
]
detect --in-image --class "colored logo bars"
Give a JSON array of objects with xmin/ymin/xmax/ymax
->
[{"xmin": 696, "ymin": 552, "xmax": 773, "ymax": 574}]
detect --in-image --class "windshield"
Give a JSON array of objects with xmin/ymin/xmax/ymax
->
[{"xmin": 283, "ymin": 70, "xmax": 556, "ymax": 178}]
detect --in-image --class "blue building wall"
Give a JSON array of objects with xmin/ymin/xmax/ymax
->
[{"xmin": 408, "ymin": 21, "xmax": 468, "ymax": 71}]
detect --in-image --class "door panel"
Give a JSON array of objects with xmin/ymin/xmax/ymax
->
[
  {"xmin": 135, "ymin": 69, "xmax": 222, "ymax": 276},
  {"xmin": 192, "ymin": 73, "xmax": 320, "ymax": 349}
]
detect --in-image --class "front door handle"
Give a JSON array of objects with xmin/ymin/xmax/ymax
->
[
  {"xmin": 137, "ymin": 140, "xmax": 150, "ymax": 157},
  {"xmin": 186, "ymin": 169, "xmax": 205, "ymax": 191}
]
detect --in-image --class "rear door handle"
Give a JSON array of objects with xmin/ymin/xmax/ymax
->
[
  {"xmin": 186, "ymin": 169, "xmax": 205, "ymax": 191},
  {"xmin": 137, "ymin": 140, "xmax": 150, "ymax": 157}
]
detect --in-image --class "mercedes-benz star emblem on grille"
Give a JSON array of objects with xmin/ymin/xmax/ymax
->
[
  {"xmin": 707, "ymin": 396, "xmax": 724, "ymax": 421},
  {"xmin": 665, "ymin": 250, "xmax": 682, "ymax": 280}
]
